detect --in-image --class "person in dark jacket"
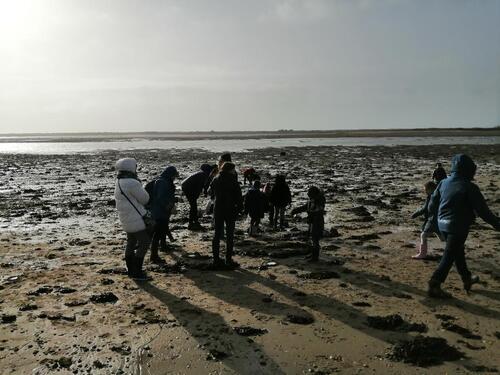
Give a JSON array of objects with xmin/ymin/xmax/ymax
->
[
  {"xmin": 242, "ymin": 167, "xmax": 259, "ymax": 185},
  {"xmin": 244, "ymin": 180, "xmax": 266, "ymax": 236},
  {"xmin": 262, "ymin": 182, "xmax": 274, "ymax": 225},
  {"xmin": 150, "ymin": 166, "xmax": 178, "ymax": 263},
  {"xmin": 209, "ymin": 162, "xmax": 243, "ymax": 268},
  {"xmin": 432, "ymin": 163, "xmax": 447, "ymax": 183},
  {"xmin": 181, "ymin": 164, "xmax": 214, "ymax": 230},
  {"xmin": 411, "ymin": 181, "xmax": 442, "ymax": 259},
  {"xmin": 427, "ymin": 154, "xmax": 500, "ymax": 298},
  {"xmin": 270, "ymin": 174, "xmax": 292, "ymax": 230},
  {"xmin": 291, "ymin": 186, "xmax": 326, "ymax": 262}
]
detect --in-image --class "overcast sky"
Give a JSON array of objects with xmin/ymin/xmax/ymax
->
[{"xmin": 0, "ymin": 0, "xmax": 498, "ymax": 133}]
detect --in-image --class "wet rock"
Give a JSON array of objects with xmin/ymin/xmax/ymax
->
[
  {"xmin": 100, "ymin": 278, "xmax": 114, "ymax": 285},
  {"xmin": 68, "ymin": 238, "xmax": 91, "ymax": 246},
  {"xmin": 56, "ymin": 286, "xmax": 77, "ymax": 294},
  {"xmin": 27, "ymin": 286, "xmax": 53, "ymax": 296},
  {"xmin": 206, "ymin": 349, "xmax": 229, "ymax": 361},
  {"xmin": 233, "ymin": 326, "xmax": 268, "ymax": 336},
  {"xmin": 57, "ymin": 356, "xmax": 72, "ymax": 368},
  {"xmin": 435, "ymin": 314, "xmax": 456, "ymax": 322},
  {"xmin": 19, "ymin": 303, "xmax": 38, "ymax": 311},
  {"xmin": 286, "ymin": 313, "xmax": 314, "ymax": 325},
  {"xmin": 441, "ymin": 322, "xmax": 482, "ymax": 340},
  {"xmin": 90, "ymin": 292, "xmax": 118, "ymax": 304},
  {"xmin": 463, "ymin": 364, "xmax": 498, "ymax": 372},
  {"xmin": 392, "ymin": 291, "xmax": 412, "ymax": 299},
  {"xmin": 64, "ymin": 300, "xmax": 88, "ymax": 307},
  {"xmin": 387, "ymin": 335, "xmax": 464, "ymax": 366},
  {"xmin": 367, "ymin": 314, "xmax": 426, "ymax": 333},
  {"xmin": 93, "ymin": 360, "xmax": 107, "ymax": 369},
  {"xmin": 98, "ymin": 267, "xmax": 127, "ymax": 275},
  {"xmin": 1, "ymin": 314, "xmax": 17, "ymax": 323},
  {"xmin": 111, "ymin": 344, "xmax": 131, "ymax": 355},
  {"xmin": 298, "ymin": 271, "xmax": 340, "ymax": 280},
  {"xmin": 352, "ymin": 301, "xmax": 371, "ymax": 307}
]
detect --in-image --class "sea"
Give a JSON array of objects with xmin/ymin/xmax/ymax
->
[{"xmin": 0, "ymin": 136, "xmax": 498, "ymax": 154}]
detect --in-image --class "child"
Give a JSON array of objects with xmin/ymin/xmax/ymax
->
[
  {"xmin": 181, "ymin": 164, "xmax": 215, "ymax": 230},
  {"xmin": 411, "ymin": 181, "xmax": 441, "ymax": 259},
  {"xmin": 150, "ymin": 166, "xmax": 178, "ymax": 263},
  {"xmin": 292, "ymin": 186, "xmax": 326, "ymax": 262},
  {"xmin": 270, "ymin": 174, "xmax": 292, "ymax": 230},
  {"xmin": 262, "ymin": 182, "xmax": 273, "ymax": 226},
  {"xmin": 244, "ymin": 180, "xmax": 266, "ymax": 236}
]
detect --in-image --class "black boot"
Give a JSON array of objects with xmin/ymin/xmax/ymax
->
[
  {"xmin": 133, "ymin": 256, "xmax": 151, "ymax": 281},
  {"xmin": 125, "ymin": 256, "xmax": 136, "ymax": 277},
  {"xmin": 427, "ymin": 278, "xmax": 452, "ymax": 299},
  {"xmin": 463, "ymin": 275, "xmax": 480, "ymax": 294}
]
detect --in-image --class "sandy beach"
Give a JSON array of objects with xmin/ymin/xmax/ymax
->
[{"xmin": 0, "ymin": 143, "xmax": 499, "ymax": 374}]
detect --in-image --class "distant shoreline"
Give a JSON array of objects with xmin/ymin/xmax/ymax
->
[{"xmin": 0, "ymin": 127, "xmax": 499, "ymax": 143}]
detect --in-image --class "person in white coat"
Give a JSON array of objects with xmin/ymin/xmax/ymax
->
[{"xmin": 114, "ymin": 158, "xmax": 151, "ymax": 280}]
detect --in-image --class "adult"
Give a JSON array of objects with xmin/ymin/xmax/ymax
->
[
  {"xmin": 270, "ymin": 174, "xmax": 292, "ymax": 230},
  {"xmin": 150, "ymin": 166, "xmax": 178, "ymax": 263},
  {"xmin": 181, "ymin": 164, "xmax": 215, "ymax": 230},
  {"xmin": 114, "ymin": 158, "xmax": 151, "ymax": 280},
  {"xmin": 427, "ymin": 154, "xmax": 500, "ymax": 298},
  {"xmin": 209, "ymin": 162, "xmax": 243, "ymax": 268},
  {"xmin": 432, "ymin": 162, "xmax": 447, "ymax": 183}
]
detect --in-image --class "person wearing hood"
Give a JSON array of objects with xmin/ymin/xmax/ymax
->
[
  {"xmin": 244, "ymin": 180, "xmax": 266, "ymax": 236},
  {"xmin": 181, "ymin": 164, "xmax": 215, "ymax": 230},
  {"xmin": 270, "ymin": 174, "xmax": 292, "ymax": 230},
  {"xmin": 209, "ymin": 162, "xmax": 243, "ymax": 268},
  {"xmin": 150, "ymin": 166, "xmax": 178, "ymax": 263},
  {"xmin": 114, "ymin": 158, "xmax": 151, "ymax": 280},
  {"xmin": 427, "ymin": 154, "xmax": 500, "ymax": 298}
]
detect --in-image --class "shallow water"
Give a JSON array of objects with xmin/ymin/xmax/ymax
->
[{"xmin": 0, "ymin": 136, "xmax": 498, "ymax": 154}]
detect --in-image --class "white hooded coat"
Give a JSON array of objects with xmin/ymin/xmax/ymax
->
[{"xmin": 114, "ymin": 158, "xmax": 150, "ymax": 233}]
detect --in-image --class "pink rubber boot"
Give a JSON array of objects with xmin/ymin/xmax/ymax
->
[{"xmin": 412, "ymin": 242, "xmax": 428, "ymax": 259}]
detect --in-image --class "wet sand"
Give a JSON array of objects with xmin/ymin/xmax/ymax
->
[{"xmin": 0, "ymin": 144, "xmax": 499, "ymax": 374}]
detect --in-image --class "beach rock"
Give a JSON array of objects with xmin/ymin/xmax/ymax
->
[
  {"xmin": 57, "ymin": 356, "xmax": 72, "ymax": 368},
  {"xmin": 286, "ymin": 313, "xmax": 314, "ymax": 325},
  {"xmin": 298, "ymin": 271, "xmax": 340, "ymax": 280},
  {"xmin": 64, "ymin": 300, "xmax": 88, "ymax": 307},
  {"xmin": 1, "ymin": 314, "xmax": 17, "ymax": 323},
  {"xmin": 352, "ymin": 301, "xmax": 371, "ymax": 307},
  {"xmin": 367, "ymin": 314, "xmax": 426, "ymax": 333},
  {"xmin": 90, "ymin": 292, "xmax": 118, "ymax": 304},
  {"xmin": 233, "ymin": 326, "xmax": 268, "ymax": 336},
  {"xmin": 441, "ymin": 322, "xmax": 482, "ymax": 340},
  {"xmin": 206, "ymin": 349, "xmax": 229, "ymax": 361},
  {"xmin": 388, "ymin": 335, "xmax": 464, "ymax": 366},
  {"xmin": 19, "ymin": 303, "xmax": 38, "ymax": 311},
  {"xmin": 27, "ymin": 286, "xmax": 53, "ymax": 296}
]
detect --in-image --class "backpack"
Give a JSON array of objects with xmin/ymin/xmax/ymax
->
[{"xmin": 145, "ymin": 178, "xmax": 158, "ymax": 206}]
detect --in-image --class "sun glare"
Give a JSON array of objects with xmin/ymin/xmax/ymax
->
[{"xmin": 0, "ymin": 0, "xmax": 48, "ymax": 45}]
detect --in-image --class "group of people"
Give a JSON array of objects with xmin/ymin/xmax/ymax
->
[
  {"xmin": 114, "ymin": 152, "xmax": 326, "ymax": 280},
  {"xmin": 115, "ymin": 152, "xmax": 499, "ymax": 299}
]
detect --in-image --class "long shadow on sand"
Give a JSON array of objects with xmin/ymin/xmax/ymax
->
[{"xmin": 136, "ymin": 281, "xmax": 286, "ymax": 375}]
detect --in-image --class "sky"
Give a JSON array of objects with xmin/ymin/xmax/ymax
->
[{"xmin": 0, "ymin": 0, "xmax": 499, "ymax": 133}]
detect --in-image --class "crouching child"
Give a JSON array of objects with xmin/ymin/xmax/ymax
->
[{"xmin": 291, "ymin": 186, "xmax": 326, "ymax": 262}]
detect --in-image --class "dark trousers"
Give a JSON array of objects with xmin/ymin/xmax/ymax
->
[
  {"xmin": 212, "ymin": 215, "xmax": 235, "ymax": 261},
  {"xmin": 187, "ymin": 196, "xmax": 198, "ymax": 224},
  {"xmin": 431, "ymin": 232, "xmax": 471, "ymax": 283},
  {"xmin": 126, "ymin": 230, "xmax": 151, "ymax": 259},
  {"xmin": 151, "ymin": 218, "xmax": 173, "ymax": 257},
  {"xmin": 273, "ymin": 206, "xmax": 285, "ymax": 228}
]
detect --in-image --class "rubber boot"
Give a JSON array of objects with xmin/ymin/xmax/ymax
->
[
  {"xmin": 463, "ymin": 275, "xmax": 480, "ymax": 294},
  {"xmin": 150, "ymin": 240, "xmax": 163, "ymax": 263},
  {"xmin": 412, "ymin": 242, "xmax": 428, "ymax": 260},
  {"xmin": 427, "ymin": 278, "xmax": 452, "ymax": 299},
  {"xmin": 133, "ymin": 256, "xmax": 151, "ymax": 281},
  {"xmin": 125, "ymin": 256, "xmax": 136, "ymax": 277}
]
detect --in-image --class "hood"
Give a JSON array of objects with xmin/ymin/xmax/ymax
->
[
  {"xmin": 161, "ymin": 166, "xmax": 179, "ymax": 180},
  {"xmin": 450, "ymin": 154, "xmax": 476, "ymax": 181},
  {"xmin": 200, "ymin": 163, "xmax": 213, "ymax": 174},
  {"xmin": 115, "ymin": 158, "xmax": 137, "ymax": 173}
]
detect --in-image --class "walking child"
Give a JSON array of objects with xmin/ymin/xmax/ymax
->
[
  {"xmin": 292, "ymin": 186, "xmax": 326, "ymax": 262},
  {"xmin": 411, "ymin": 181, "xmax": 442, "ymax": 259}
]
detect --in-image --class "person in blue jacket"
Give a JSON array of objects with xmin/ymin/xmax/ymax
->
[
  {"xmin": 427, "ymin": 154, "xmax": 500, "ymax": 298},
  {"xmin": 181, "ymin": 164, "xmax": 215, "ymax": 230},
  {"xmin": 150, "ymin": 166, "xmax": 178, "ymax": 263}
]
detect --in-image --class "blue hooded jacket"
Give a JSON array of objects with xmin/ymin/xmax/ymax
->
[
  {"xmin": 151, "ymin": 166, "xmax": 178, "ymax": 221},
  {"xmin": 428, "ymin": 154, "xmax": 500, "ymax": 234}
]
